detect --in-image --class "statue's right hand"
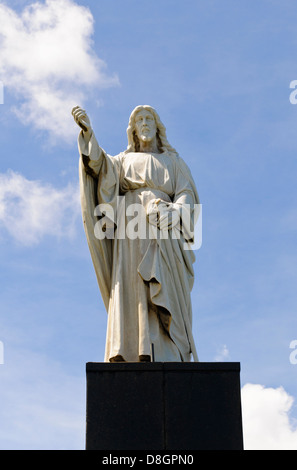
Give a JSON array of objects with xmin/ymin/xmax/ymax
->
[{"xmin": 71, "ymin": 106, "xmax": 92, "ymax": 134}]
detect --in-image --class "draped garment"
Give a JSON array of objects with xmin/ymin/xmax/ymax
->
[{"xmin": 78, "ymin": 132, "xmax": 199, "ymax": 362}]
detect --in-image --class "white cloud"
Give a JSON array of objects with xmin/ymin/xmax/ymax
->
[
  {"xmin": 242, "ymin": 383, "xmax": 297, "ymax": 450},
  {"xmin": 0, "ymin": 0, "xmax": 119, "ymax": 143},
  {"xmin": 0, "ymin": 170, "xmax": 80, "ymax": 245}
]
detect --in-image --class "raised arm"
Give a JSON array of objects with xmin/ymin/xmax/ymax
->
[{"xmin": 72, "ymin": 106, "xmax": 104, "ymax": 178}]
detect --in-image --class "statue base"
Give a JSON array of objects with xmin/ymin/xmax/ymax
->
[{"xmin": 85, "ymin": 362, "xmax": 244, "ymax": 450}]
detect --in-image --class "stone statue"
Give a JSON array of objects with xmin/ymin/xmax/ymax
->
[{"xmin": 72, "ymin": 105, "xmax": 200, "ymax": 362}]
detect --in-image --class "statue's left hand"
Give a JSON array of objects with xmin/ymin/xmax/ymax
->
[
  {"xmin": 159, "ymin": 208, "xmax": 179, "ymax": 231},
  {"xmin": 147, "ymin": 199, "xmax": 180, "ymax": 231}
]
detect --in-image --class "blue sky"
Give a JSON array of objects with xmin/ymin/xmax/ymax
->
[{"xmin": 0, "ymin": 0, "xmax": 297, "ymax": 450}]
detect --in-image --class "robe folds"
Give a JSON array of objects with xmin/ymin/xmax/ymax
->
[{"xmin": 78, "ymin": 131, "xmax": 200, "ymax": 362}]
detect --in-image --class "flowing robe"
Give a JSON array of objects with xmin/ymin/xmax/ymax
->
[{"xmin": 78, "ymin": 131, "xmax": 200, "ymax": 362}]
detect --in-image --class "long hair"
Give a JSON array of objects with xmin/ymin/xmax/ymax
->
[{"xmin": 125, "ymin": 105, "xmax": 178, "ymax": 155}]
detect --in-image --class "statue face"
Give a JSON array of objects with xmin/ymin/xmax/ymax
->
[{"xmin": 134, "ymin": 109, "xmax": 157, "ymax": 143}]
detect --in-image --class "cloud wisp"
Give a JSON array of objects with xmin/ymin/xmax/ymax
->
[
  {"xmin": 0, "ymin": 0, "xmax": 119, "ymax": 143},
  {"xmin": 214, "ymin": 344, "xmax": 230, "ymax": 362},
  {"xmin": 0, "ymin": 170, "xmax": 80, "ymax": 245}
]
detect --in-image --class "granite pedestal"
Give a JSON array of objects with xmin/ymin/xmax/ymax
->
[{"xmin": 86, "ymin": 362, "xmax": 243, "ymax": 450}]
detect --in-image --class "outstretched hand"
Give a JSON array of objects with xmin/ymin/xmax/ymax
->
[{"xmin": 71, "ymin": 106, "xmax": 92, "ymax": 135}]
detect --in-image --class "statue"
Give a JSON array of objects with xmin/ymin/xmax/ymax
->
[{"xmin": 72, "ymin": 105, "xmax": 200, "ymax": 362}]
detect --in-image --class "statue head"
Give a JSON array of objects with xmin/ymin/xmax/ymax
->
[{"xmin": 125, "ymin": 105, "xmax": 177, "ymax": 155}]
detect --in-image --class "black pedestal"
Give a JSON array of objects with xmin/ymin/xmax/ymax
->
[{"xmin": 86, "ymin": 362, "xmax": 244, "ymax": 450}]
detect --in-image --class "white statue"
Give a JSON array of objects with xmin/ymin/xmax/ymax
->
[{"xmin": 72, "ymin": 105, "xmax": 200, "ymax": 362}]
